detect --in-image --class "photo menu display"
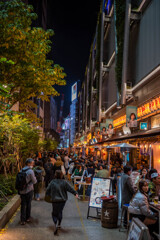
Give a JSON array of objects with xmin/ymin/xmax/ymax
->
[{"xmin": 89, "ymin": 178, "xmax": 111, "ymax": 208}]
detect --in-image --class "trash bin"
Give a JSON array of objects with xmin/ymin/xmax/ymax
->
[{"xmin": 101, "ymin": 199, "xmax": 118, "ymax": 228}]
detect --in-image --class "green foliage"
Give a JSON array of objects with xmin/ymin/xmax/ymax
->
[
  {"xmin": 40, "ymin": 138, "xmax": 58, "ymax": 152},
  {"xmin": 115, "ymin": 0, "xmax": 126, "ymax": 92},
  {"xmin": 0, "ymin": 175, "xmax": 17, "ymax": 195},
  {"xmin": 0, "ymin": 114, "xmax": 41, "ymax": 176},
  {"xmin": 0, "ymin": 0, "xmax": 66, "ymax": 116}
]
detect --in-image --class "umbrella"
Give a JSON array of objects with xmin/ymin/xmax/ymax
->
[
  {"xmin": 109, "ymin": 143, "xmax": 138, "ymax": 149},
  {"xmin": 107, "ymin": 143, "xmax": 139, "ymax": 166}
]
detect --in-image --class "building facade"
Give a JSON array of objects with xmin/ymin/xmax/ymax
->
[{"xmin": 77, "ymin": 0, "xmax": 160, "ymax": 170}]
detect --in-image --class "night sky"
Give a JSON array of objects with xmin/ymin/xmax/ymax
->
[{"xmin": 47, "ymin": 0, "xmax": 100, "ymax": 119}]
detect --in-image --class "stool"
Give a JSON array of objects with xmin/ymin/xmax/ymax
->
[{"xmin": 119, "ymin": 204, "xmax": 129, "ymax": 232}]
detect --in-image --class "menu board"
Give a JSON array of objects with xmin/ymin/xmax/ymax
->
[
  {"xmin": 89, "ymin": 178, "xmax": 111, "ymax": 208},
  {"xmin": 127, "ymin": 218, "xmax": 151, "ymax": 240}
]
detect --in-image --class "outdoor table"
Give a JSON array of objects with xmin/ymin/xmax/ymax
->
[
  {"xmin": 149, "ymin": 202, "xmax": 160, "ymax": 240},
  {"xmin": 76, "ymin": 181, "xmax": 91, "ymax": 201}
]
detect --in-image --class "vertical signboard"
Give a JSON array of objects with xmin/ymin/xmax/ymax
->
[{"xmin": 71, "ymin": 82, "xmax": 77, "ymax": 102}]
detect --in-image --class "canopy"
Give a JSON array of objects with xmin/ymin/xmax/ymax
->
[{"xmin": 109, "ymin": 143, "xmax": 138, "ymax": 149}]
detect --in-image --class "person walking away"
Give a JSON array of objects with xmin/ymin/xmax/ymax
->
[
  {"xmin": 44, "ymin": 158, "xmax": 54, "ymax": 188},
  {"xmin": 50, "ymin": 153, "xmax": 56, "ymax": 166},
  {"xmin": 96, "ymin": 165, "xmax": 109, "ymax": 178},
  {"xmin": 34, "ymin": 161, "xmax": 45, "ymax": 200},
  {"xmin": 53, "ymin": 156, "xmax": 66, "ymax": 176},
  {"xmin": 46, "ymin": 170, "xmax": 78, "ymax": 235},
  {"xmin": 121, "ymin": 166, "xmax": 136, "ymax": 227},
  {"xmin": 129, "ymin": 180, "xmax": 158, "ymax": 237},
  {"xmin": 64, "ymin": 153, "xmax": 70, "ymax": 174},
  {"xmin": 16, "ymin": 158, "xmax": 37, "ymax": 225}
]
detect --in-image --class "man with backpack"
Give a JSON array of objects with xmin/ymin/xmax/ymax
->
[{"xmin": 16, "ymin": 158, "xmax": 37, "ymax": 225}]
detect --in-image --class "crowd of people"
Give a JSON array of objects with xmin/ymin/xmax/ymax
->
[{"xmin": 15, "ymin": 149, "xmax": 160, "ymax": 238}]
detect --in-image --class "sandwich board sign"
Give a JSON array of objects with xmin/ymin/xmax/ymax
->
[
  {"xmin": 87, "ymin": 177, "xmax": 111, "ymax": 219},
  {"xmin": 127, "ymin": 218, "xmax": 151, "ymax": 240}
]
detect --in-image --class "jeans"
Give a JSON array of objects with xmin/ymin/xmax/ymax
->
[
  {"xmin": 20, "ymin": 190, "xmax": 33, "ymax": 222},
  {"xmin": 35, "ymin": 193, "xmax": 40, "ymax": 199},
  {"xmin": 52, "ymin": 202, "xmax": 66, "ymax": 225}
]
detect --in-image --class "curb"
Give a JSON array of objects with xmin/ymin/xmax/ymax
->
[{"xmin": 0, "ymin": 195, "xmax": 21, "ymax": 229}]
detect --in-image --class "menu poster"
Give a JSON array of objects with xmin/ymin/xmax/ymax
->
[
  {"xmin": 127, "ymin": 221, "xmax": 142, "ymax": 240},
  {"xmin": 89, "ymin": 178, "xmax": 111, "ymax": 208},
  {"xmin": 127, "ymin": 218, "xmax": 151, "ymax": 240}
]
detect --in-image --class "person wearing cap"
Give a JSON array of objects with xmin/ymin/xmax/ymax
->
[
  {"xmin": 19, "ymin": 158, "xmax": 37, "ymax": 225},
  {"xmin": 148, "ymin": 171, "xmax": 159, "ymax": 202}
]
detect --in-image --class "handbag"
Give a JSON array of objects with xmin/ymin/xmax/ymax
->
[{"xmin": 44, "ymin": 194, "xmax": 52, "ymax": 203}]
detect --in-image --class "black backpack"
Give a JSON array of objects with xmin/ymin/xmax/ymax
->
[
  {"xmin": 44, "ymin": 163, "xmax": 53, "ymax": 174},
  {"xmin": 15, "ymin": 168, "xmax": 30, "ymax": 191},
  {"xmin": 34, "ymin": 167, "xmax": 43, "ymax": 182}
]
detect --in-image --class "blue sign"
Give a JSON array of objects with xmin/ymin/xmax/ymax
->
[{"xmin": 140, "ymin": 122, "xmax": 148, "ymax": 130}]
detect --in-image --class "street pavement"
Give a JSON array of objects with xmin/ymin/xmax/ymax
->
[{"xmin": 0, "ymin": 193, "xmax": 126, "ymax": 240}]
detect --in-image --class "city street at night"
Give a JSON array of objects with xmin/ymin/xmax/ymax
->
[
  {"xmin": 0, "ymin": 193, "xmax": 125, "ymax": 240},
  {"xmin": 1, "ymin": 0, "xmax": 160, "ymax": 240}
]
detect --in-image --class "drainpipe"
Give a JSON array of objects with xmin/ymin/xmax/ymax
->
[
  {"xmin": 121, "ymin": 0, "xmax": 131, "ymax": 105},
  {"xmin": 114, "ymin": 0, "xmax": 120, "ymax": 108},
  {"xmin": 98, "ymin": 0, "xmax": 105, "ymax": 122},
  {"xmin": 89, "ymin": 48, "xmax": 94, "ymax": 130}
]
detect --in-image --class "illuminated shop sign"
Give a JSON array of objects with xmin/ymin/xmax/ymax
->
[
  {"xmin": 137, "ymin": 97, "xmax": 160, "ymax": 118},
  {"xmin": 113, "ymin": 115, "xmax": 126, "ymax": 127}
]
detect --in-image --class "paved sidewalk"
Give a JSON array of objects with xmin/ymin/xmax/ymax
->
[{"xmin": 0, "ymin": 193, "xmax": 126, "ymax": 240}]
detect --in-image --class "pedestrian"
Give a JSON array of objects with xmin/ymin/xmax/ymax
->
[
  {"xmin": 46, "ymin": 170, "xmax": 78, "ymax": 235},
  {"xmin": 34, "ymin": 161, "xmax": 45, "ymax": 200},
  {"xmin": 121, "ymin": 165, "xmax": 136, "ymax": 227},
  {"xmin": 64, "ymin": 153, "xmax": 70, "ymax": 174},
  {"xmin": 16, "ymin": 158, "xmax": 37, "ymax": 225},
  {"xmin": 44, "ymin": 158, "xmax": 54, "ymax": 188},
  {"xmin": 53, "ymin": 156, "xmax": 66, "ymax": 176}
]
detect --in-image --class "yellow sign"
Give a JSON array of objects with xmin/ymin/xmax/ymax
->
[
  {"xmin": 113, "ymin": 115, "xmax": 126, "ymax": 127},
  {"xmin": 137, "ymin": 97, "xmax": 160, "ymax": 118}
]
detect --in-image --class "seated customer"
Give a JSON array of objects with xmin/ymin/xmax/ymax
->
[
  {"xmin": 96, "ymin": 165, "xmax": 109, "ymax": 178},
  {"xmin": 129, "ymin": 180, "xmax": 158, "ymax": 235},
  {"xmin": 74, "ymin": 165, "xmax": 83, "ymax": 176}
]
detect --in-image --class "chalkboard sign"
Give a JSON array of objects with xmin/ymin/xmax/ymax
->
[
  {"xmin": 89, "ymin": 178, "xmax": 111, "ymax": 208},
  {"xmin": 127, "ymin": 218, "xmax": 151, "ymax": 240}
]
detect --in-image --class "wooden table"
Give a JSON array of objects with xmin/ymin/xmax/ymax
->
[
  {"xmin": 149, "ymin": 203, "xmax": 160, "ymax": 239},
  {"xmin": 76, "ymin": 181, "xmax": 91, "ymax": 201}
]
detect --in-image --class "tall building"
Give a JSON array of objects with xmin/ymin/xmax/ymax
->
[
  {"xmin": 78, "ymin": 0, "xmax": 160, "ymax": 169},
  {"xmin": 70, "ymin": 82, "xmax": 79, "ymax": 145}
]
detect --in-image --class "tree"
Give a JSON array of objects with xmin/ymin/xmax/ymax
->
[
  {"xmin": 0, "ymin": 114, "xmax": 41, "ymax": 177},
  {"xmin": 0, "ymin": 0, "xmax": 66, "ymax": 115},
  {"xmin": 40, "ymin": 138, "xmax": 58, "ymax": 152}
]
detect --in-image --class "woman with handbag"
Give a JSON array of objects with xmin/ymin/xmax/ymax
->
[{"xmin": 46, "ymin": 170, "xmax": 78, "ymax": 235}]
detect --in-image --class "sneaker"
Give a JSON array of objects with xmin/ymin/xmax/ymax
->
[
  {"xmin": 36, "ymin": 198, "xmax": 40, "ymax": 201},
  {"xmin": 53, "ymin": 222, "xmax": 58, "ymax": 235},
  {"xmin": 26, "ymin": 219, "xmax": 31, "ymax": 223},
  {"xmin": 20, "ymin": 222, "xmax": 26, "ymax": 225}
]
